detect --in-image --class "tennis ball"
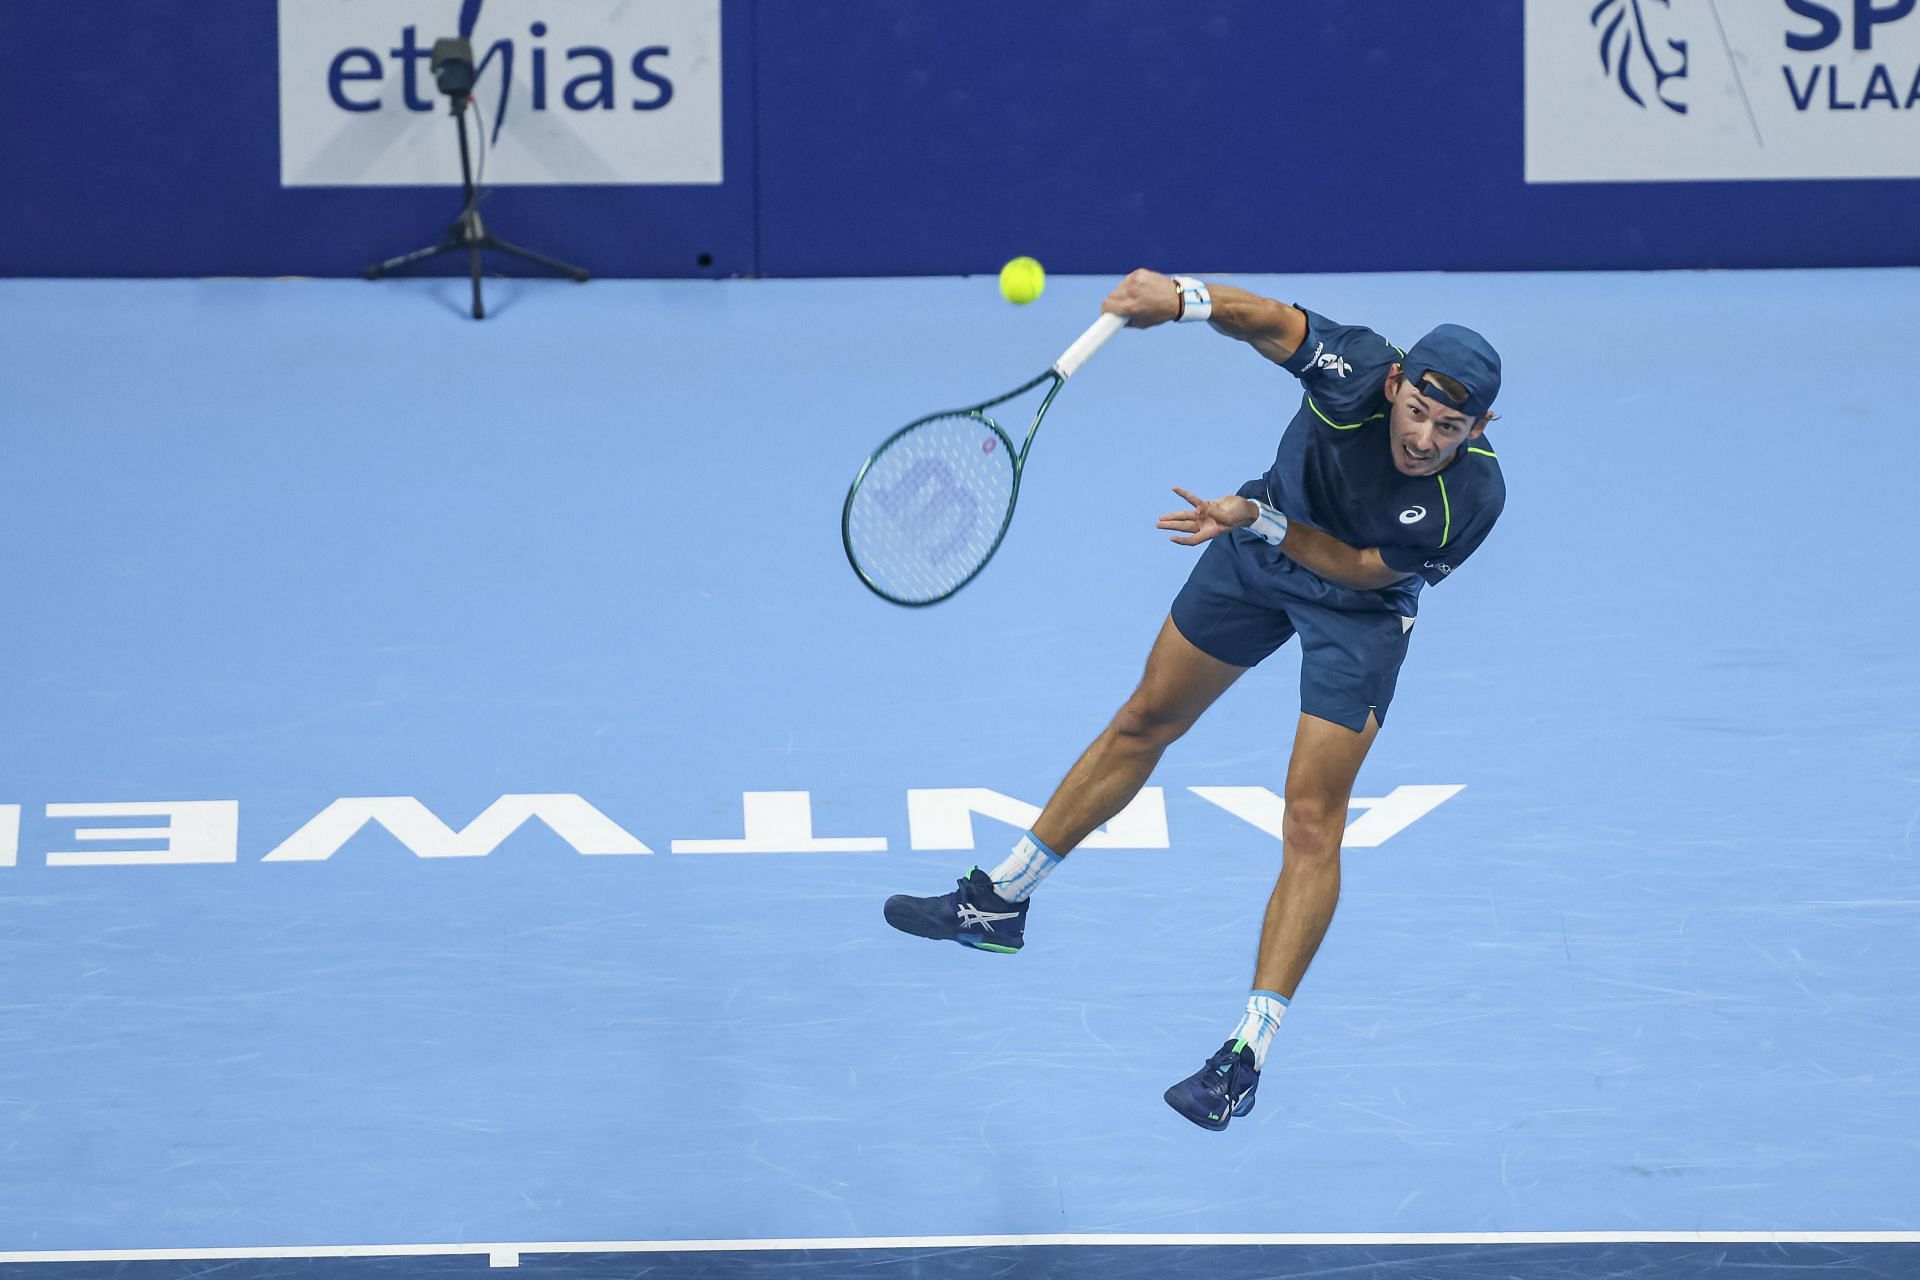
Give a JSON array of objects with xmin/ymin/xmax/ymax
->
[{"xmin": 999, "ymin": 256, "xmax": 1046, "ymax": 305}]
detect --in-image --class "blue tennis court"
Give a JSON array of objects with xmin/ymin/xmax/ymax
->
[{"xmin": 0, "ymin": 268, "xmax": 1916, "ymax": 1277}]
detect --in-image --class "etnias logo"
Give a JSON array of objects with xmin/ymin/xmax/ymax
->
[
  {"xmin": 279, "ymin": 0, "xmax": 723, "ymax": 187},
  {"xmin": 1529, "ymin": 0, "xmax": 1920, "ymax": 180},
  {"xmin": 1591, "ymin": 0, "xmax": 1689, "ymax": 113}
]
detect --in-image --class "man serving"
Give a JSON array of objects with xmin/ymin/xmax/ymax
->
[{"xmin": 884, "ymin": 269, "xmax": 1506, "ymax": 1131}]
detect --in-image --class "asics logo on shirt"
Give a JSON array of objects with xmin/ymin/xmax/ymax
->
[
  {"xmin": 1305, "ymin": 341, "xmax": 1352, "ymax": 377},
  {"xmin": 956, "ymin": 904, "xmax": 1020, "ymax": 931},
  {"xmin": 1399, "ymin": 506, "xmax": 1427, "ymax": 523}
]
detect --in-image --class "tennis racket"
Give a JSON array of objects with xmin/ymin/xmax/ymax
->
[{"xmin": 842, "ymin": 311, "xmax": 1126, "ymax": 606}]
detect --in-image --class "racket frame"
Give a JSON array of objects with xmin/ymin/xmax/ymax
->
[
  {"xmin": 843, "ymin": 313, "xmax": 1120, "ymax": 607},
  {"xmin": 841, "ymin": 371, "xmax": 1062, "ymax": 606}
]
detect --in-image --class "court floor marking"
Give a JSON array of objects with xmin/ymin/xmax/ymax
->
[{"xmin": 3, "ymin": 1231, "xmax": 1918, "ymax": 1269}]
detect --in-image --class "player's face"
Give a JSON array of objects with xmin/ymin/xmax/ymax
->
[{"xmin": 1385, "ymin": 370, "xmax": 1487, "ymax": 477}]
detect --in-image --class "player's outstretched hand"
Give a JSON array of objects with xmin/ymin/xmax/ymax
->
[
  {"xmin": 1102, "ymin": 268, "xmax": 1181, "ymax": 329},
  {"xmin": 1157, "ymin": 487, "xmax": 1256, "ymax": 545}
]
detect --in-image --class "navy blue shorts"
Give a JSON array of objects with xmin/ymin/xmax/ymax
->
[{"xmin": 1169, "ymin": 530, "xmax": 1414, "ymax": 733}]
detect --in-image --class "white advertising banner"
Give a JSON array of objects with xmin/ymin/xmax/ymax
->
[
  {"xmin": 1527, "ymin": 0, "xmax": 1920, "ymax": 181},
  {"xmin": 278, "ymin": 0, "xmax": 722, "ymax": 186}
]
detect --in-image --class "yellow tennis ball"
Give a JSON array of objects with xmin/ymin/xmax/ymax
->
[{"xmin": 999, "ymin": 256, "xmax": 1046, "ymax": 305}]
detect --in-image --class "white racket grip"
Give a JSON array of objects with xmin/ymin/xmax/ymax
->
[{"xmin": 1050, "ymin": 312, "xmax": 1126, "ymax": 381}]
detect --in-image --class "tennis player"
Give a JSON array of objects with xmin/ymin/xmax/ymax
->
[{"xmin": 884, "ymin": 270, "xmax": 1504, "ymax": 1130}]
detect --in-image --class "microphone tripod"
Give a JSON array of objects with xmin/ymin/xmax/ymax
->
[{"xmin": 364, "ymin": 92, "xmax": 588, "ymax": 320}]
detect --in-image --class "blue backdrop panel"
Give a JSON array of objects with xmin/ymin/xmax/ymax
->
[
  {"xmin": 0, "ymin": 1, "xmax": 755, "ymax": 279},
  {"xmin": 754, "ymin": 0, "xmax": 1920, "ymax": 275},
  {"xmin": 4, "ymin": 2, "xmax": 1920, "ymax": 277}
]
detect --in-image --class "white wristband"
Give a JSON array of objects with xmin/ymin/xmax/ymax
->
[
  {"xmin": 1173, "ymin": 275, "xmax": 1212, "ymax": 323},
  {"xmin": 1248, "ymin": 499, "xmax": 1288, "ymax": 545}
]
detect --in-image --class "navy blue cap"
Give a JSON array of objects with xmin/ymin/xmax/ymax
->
[{"xmin": 1400, "ymin": 324, "xmax": 1501, "ymax": 418}]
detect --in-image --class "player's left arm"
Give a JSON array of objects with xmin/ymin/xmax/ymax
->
[
  {"xmin": 1157, "ymin": 489, "xmax": 1410, "ymax": 591},
  {"xmin": 1273, "ymin": 521, "xmax": 1410, "ymax": 590}
]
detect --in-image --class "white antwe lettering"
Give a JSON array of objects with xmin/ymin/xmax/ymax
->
[{"xmin": 0, "ymin": 785, "xmax": 1463, "ymax": 867}]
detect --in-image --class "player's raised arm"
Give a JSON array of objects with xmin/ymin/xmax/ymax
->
[{"xmin": 1100, "ymin": 269, "xmax": 1307, "ymax": 367}]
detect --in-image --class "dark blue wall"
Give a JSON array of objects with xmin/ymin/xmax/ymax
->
[{"xmin": 2, "ymin": 0, "xmax": 1915, "ymax": 278}]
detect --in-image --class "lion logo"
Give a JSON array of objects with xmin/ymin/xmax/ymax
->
[{"xmin": 1591, "ymin": 0, "xmax": 1689, "ymax": 114}]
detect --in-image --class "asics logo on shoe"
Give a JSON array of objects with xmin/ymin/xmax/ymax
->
[{"xmin": 955, "ymin": 904, "xmax": 1020, "ymax": 931}]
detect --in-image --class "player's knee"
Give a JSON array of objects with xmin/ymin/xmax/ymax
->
[
  {"xmin": 1109, "ymin": 694, "xmax": 1191, "ymax": 752},
  {"xmin": 1282, "ymin": 794, "xmax": 1346, "ymax": 858}
]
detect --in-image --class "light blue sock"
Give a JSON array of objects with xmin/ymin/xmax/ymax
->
[
  {"xmin": 1230, "ymin": 989, "xmax": 1290, "ymax": 1070},
  {"xmin": 986, "ymin": 831, "xmax": 1061, "ymax": 902}
]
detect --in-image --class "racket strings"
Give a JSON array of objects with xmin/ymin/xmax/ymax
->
[{"xmin": 845, "ymin": 412, "xmax": 1018, "ymax": 604}]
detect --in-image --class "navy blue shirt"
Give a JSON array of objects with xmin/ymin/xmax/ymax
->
[{"xmin": 1241, "ymin": 307, "xmax": 1506, "ymax": 618}]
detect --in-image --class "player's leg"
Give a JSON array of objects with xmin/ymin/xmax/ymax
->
[
  {"xmin": 882, "ymin": 533, "xmax": 1290, "ymax": 954},
  {"xmin": 991, "ymin": 534, "xmax": 1296, "ymax": 905},
  {"xmin": 882, "ymin": 613, "xmax": 1249, "ymax": 952},
  {"xmin": 1028, "ymin": 614, "xmax": 1246, "ymax": 856},
  {"xmin": 1162, "ymin": 711, "xmax": 1379, "ymax": 1129},
  {"xmin": 1252, "ymin": 709, "xmax": 1380, "ymax": 996},
  {"xmin": 1165, "ymin": 603, "xmax": 1409, "ymax": 1130}
]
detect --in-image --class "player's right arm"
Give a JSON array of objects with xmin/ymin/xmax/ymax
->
[
  {"xmin": 1101, "ymin": 269, "xmax": 1307, "ymax": 367},
  {"xmin": 1201, "ymin": 284, "xmax": 1308, "ymax": 367}
]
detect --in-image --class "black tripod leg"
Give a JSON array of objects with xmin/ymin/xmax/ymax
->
[
  {"xmin": 469, "ymin": 240, "xmax": 485, "ymax": 319},
  {"xmin": 365, "ymin": 240, "xmax": 463, "ymax": 281},
  {"xmin": 480, "ymin": 234, "xmax": 591, "ymax": 282}
]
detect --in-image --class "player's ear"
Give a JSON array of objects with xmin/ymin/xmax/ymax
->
[
  {"xmin": 1469, "ymin": 413, "xmax": 1492, "ymax": 438},
  {"xmin": 1384, "ymin": 363, "xmax": 1403, "ymax": 398}
]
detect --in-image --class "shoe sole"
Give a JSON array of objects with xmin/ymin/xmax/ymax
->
[{"xmin": 1163, "ymin": 1087, "xmax": 1255, "ymax": 1131}]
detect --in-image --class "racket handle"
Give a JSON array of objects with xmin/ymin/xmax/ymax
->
[{"xmin": 1051, "ymin": 312, "xmax": 1126, "ymax": 381}]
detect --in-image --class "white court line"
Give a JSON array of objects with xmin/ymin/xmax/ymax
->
[{"xmin": 2, "ymin": 1231, "xmax": 1919, "ymax": 1268}]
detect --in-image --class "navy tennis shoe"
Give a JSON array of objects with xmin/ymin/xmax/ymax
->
[
  {"xmin": 884, "ymin": 868, "xmax": 1028, "ymax": 953},
  {"xmin": 1164, "ymin": 1039, "xmax": 1260, "ymax": 1130}
]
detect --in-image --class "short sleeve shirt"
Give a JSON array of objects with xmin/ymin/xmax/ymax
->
[{"xmin": 1247, "ymin": 307, "xmax": 1506, "ymax": 617}]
